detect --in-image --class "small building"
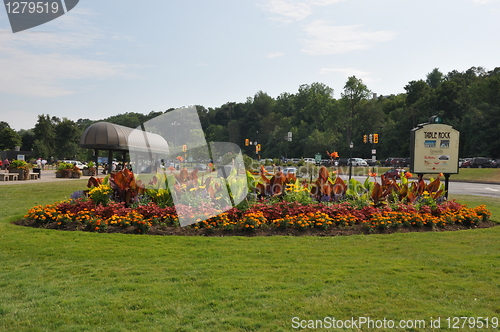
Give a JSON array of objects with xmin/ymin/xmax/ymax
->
[{"xmin": 79, "ymin": 122, "xmax": 169, "ymax": 173}]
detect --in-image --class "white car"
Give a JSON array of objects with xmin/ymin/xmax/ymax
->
[
  {"xmin": 282, "ymin": 167, "xmax": 297, "ymax": 175},
  {"xmin": 348, "ymin": 158, "xmax": 368, "ymax": 167},
  {"xmin": 62, "ymin": 160, "xmax": 86, "ymax": 170}
]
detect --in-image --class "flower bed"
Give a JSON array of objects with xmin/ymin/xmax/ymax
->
[
  {"xmin": 15, "ymin": 166, "xmax": 496, "ymax": 236},
  {"xmin": 17, "ymin": 197, "xmax": 493, "ymax": 236}
]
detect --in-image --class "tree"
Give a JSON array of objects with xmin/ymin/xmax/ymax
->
[
  {"xmin": 340, "ymin": 76, "xmax": 371, "ymax": 146},
  {"xmin": 426, "ymin": 68, "xmax": 443, "ymax": 89},
  {"xmin": 54, "ymin": 118, "xmax": 80, "ymax": 159},
  {"xmin": 0, "ymin": 121, "xmax": 21, "ymax": 151},
  {"xmin": 19, "ymin": 129, "xmax": 35, "ymax": 151},
  {"xmin": 293, "ymin": 82, "xmax": 335, "ymax": 131},
  {"xmin": 33, "ymin": 115, "xmax": 56, "ymax": 159}
]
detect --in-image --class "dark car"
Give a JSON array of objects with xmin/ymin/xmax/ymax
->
[
  {"xmin": 390, "ymin": 158, "xmax": 405, "ymax": 168},
  {"xmin": 364, "ymin": 159, "xmax": 378, "ymax": 166},
  {"xmin": 383, "ymin": 158, "xmax": 395, "ymax": 167},
  {"xmin": 320, "ymin": 159, "xmax": 335, "ymax": 167},
  {"xmin": 383, "ymin": 168, "xmax": 407, "ymax": 179},
  {"xmin": 470, "ymin": 157, "xmax": 491, "ymax": 168},
  {"xmin": 337, "ymin": 158, "xmax": 349, "ymax": 166}
]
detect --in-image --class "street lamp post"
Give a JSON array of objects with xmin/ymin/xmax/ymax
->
[{"xmin": 348, "ymin": 141, "xmax": 354, "ymax": 182}]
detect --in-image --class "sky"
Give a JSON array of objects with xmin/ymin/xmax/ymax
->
[{"xmin": 1, "ymin": 0, "xmax": 499, "ymax": 131}]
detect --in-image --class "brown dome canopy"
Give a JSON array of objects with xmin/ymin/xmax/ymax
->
[{"xmin": 79, "ymin": 122, "xmax": 169, "ymax": 154}]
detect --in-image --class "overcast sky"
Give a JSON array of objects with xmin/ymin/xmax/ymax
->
[{"xmin": 1, "ymin": 0, "xmax": 499, "ymax": 131}]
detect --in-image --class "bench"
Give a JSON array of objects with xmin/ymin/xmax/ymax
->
[
  {"xmin": 0, "ymin": 173, "xmax": 19, "ymax": 181},
  {"xmin": 28, "ymin": 173, "xmax": 39, "ymax": 180}
]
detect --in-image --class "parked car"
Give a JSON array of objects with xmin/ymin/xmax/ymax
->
[
  {"xmin": 471, "ymin": 157, "xmax": 491, "ymax": 168},
  {"xmin": 282, "ymin": 167, "xmax": 297, "ymax": 175},
  {"xmin": 390, "ymin": 158, "xmax": 405, "ymax": 167},
  {"xmin": 491, "ymin": 159, "xmax": 500, "ymax": 168},
  {"xmin": 320, "ymin": 159, "xmax": 335, "ymax": 167},
  {"xmin": 193, "ymin": 164, "xmax": 208, "ymax": 171},
  {"xmin": 348, "ymin": 158, "xmax": 368, "ymax": 167},
  {"xmin": 460, "ymin": 158, "xmax": 472, "ymax": 168},
  {"xmin": 384, "ymin": 158, "xmax": 396, "ymax": 167},
  {"xmin": 62, "ymin": 160, "xmax": 85, "ymax": 170},
  {"xmin": 337, "ymin": 158, "xmax": 349, "ymax": 166},
  {"xmin": 383, "ymin": 168, "xmax": 407, "ymax": 179},
  {"xmin": 364, "ymin": 159, "xmax": 378, "ymax": 166}
]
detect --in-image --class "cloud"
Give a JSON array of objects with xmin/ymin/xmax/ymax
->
[
  {"xmin": 319, "ymin": 67, "xmax": 379, "ymax": 84},
  {"xmin": 258, "ymin": 0, "xmax": 344, "ymax": 22},
  {"xmin": 301, "ymin": 20, "xmax": 396, "ymax": 55},
  {"xmin": 258, "ymin": 0, "xmax": 312, "ymax": 22},
  {"xmin": 0, "ymin": 8, "xmax": 133, "ymax": 97},
  {"xmin": 0, "ymin": 48, "xmax": 130, "ymax": 97},
  {"xmin": 267, "ymin": 52, "xmax": 284, "ymax": 58}
]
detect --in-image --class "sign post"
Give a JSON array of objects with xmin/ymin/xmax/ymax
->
[
  {"xmin": 315, "ymin": 153, "xmax": 321, "ymax": 165},
  {"xmin": 410, "ymin": 116, "xmax": 460, "ymax": 198}
]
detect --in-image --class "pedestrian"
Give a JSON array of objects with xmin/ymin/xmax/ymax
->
[
  {"xmin": 36, "ymin": 158, "xmax": 42, "ymax": 169},
  {"xmin": 3, "ymin": 159, "xmax": 10, "ymax": 170},
  {"xmin": 0, "ymin": 159, "xmax": 2, "ymax": 170},
  {"xmin": 41, "ymin": 159, "xmax": 47, "ymax": 170}
]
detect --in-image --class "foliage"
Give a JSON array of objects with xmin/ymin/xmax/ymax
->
[
  {"xmin": 8, "ymin": 159, "xmax": 29, "ymax": 170},
  {"xmin": 4, "ymin": 66, "xmax": 500, "ymax": 161},
  {"xmin": 56, "ymin": 162, "xmax": 81, "ymax": 178},
  {"xmin": 23, "ymin": 166, "xmax": 493, "ymax": 234},
  {"xmin": 23, "ymin": 193, "xmax": 491, "ymax": 234},
  {"xmin": 88, "ymin": 184, "xmax": 113, "ymax": 206},
  {"xmin": 0, "ymin": 121, "xmax": 21, "ymax": 151}
]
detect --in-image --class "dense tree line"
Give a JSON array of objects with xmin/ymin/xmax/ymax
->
[{"xmin": 1, "ymin": 66, "xmax": 499, "ymax": 162}]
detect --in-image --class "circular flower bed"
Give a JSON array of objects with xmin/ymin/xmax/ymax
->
[
  {"xmin": 16, "ymin": 197, "xmax": 494, "ymax": 236},
  {"xmin": 14, "ymin": 167, "xmax": 496, "ymax": 236}
]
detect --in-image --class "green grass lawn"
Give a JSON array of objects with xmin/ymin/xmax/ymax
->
[{"xmin": 1, "ymin": 181, "xmax": 500, "ymax": 331}]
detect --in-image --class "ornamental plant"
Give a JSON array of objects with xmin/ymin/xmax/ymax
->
[
  {"xmin": 23, "ymin": 195, "xmax": 492, "ymax": 235},
  {"xmin": 21, "ymin": 165, "xmax": 494, "ymax": 236}
]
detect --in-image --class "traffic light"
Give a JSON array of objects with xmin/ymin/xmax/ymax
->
[
  {"xmin": 374, "ymin": 133, "xmax": 379, "ymax": 144},
  {"xmin": 245, "ymin": 138, "xmax": 249, "ymax": 146},
  {"xmin": 363, "ymin": 135, "xmax": 367, "ymax": 143},
  {"xmin": 369, "ymin": 134, "xmax": 373, "ymax": 143},
  {"xmin": 182, "ymin": 144, "xmax": 187, "ymax": 152},
  {"xmin": 256, "ymin": 144, "xmax": 261, "ymax": 152}
]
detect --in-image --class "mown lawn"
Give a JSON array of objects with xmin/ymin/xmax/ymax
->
[{"xmin": 1, "ymin": 181, "xmax": 499, "ymax": 331}]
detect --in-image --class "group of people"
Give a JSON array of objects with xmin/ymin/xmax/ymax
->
[
  {"xmin": 101, "ymin": 162, "xmax": 128, "ymax": 174},
  {"xmin": 35, "ymin": 158, "xmax": 48, "ymax": 170},
  {"xmin": 0, "ymin": 159, "xmax": 9, "ymax": 170}
]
